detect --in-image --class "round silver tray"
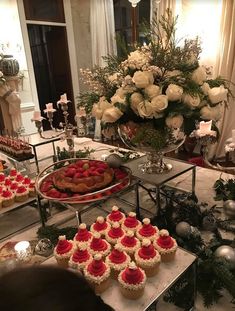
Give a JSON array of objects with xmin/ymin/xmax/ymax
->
[{"xmin": 35, "ymin": 158, "xmax": 131, "ymax": 204}]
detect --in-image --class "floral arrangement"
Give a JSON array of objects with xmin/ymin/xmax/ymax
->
[{"xmin": 78, "ymin": 10, "xmax": 231, "ymax": 151}]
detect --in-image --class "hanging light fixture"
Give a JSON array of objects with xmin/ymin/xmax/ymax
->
[{"xmin": 128, "ymin": 0, "xmax": 141, "ymax": 8}]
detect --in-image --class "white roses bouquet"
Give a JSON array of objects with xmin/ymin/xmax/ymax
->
[{"xmin": 78, "ymin": 10, "xmax": 231, "ymax": 151}]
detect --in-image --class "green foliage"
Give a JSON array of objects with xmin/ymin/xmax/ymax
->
[
  {"xmin": 77, "ymin": 92, "xmax": 100, "ymax": 114},
  {"xmin": 213, "ymin": 178, "xmax": 235, "ymax": 201},
  {"xmin": 37, "ymin": 225, "xmax": 77, "ymax": 246}
]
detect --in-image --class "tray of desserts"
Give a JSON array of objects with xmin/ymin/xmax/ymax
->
[
  {"xmin": 35, "ymin": 158, "xmax": 132, "ymax": 204},
  {"xmin": 0, "ymin": 135, "xmax": 34, "ymax": 161}
]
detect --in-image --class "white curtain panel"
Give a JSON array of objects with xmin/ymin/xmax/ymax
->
[{"xmin": 90, "ymin": 0, "xmax": 117, "ymax": 67}]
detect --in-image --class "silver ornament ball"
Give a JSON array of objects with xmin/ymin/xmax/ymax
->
[
  {"xmin": 214, "ymin": 245, "xmax": 235, "ymax": 269},
  {"xmin": 106, "ymin": 154, "xmax": 122, "ymax": 168},
  {"xmin": 223, "ymin": 200, "xmax": 235, "ymax": 219},
  {"xmin": 175, "ymin": 221, "xmax": 192, "ymax": 238},
  {"xmin": 35, "ymin": 238, "xmax": 53, "ymax": 257}
]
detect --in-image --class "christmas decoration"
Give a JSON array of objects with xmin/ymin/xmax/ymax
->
[
  {"xmin": 106, "ymin": 153, "xmax": 122, "ymax": 168},
  {"xmin": 175, "ymin": 221, "xmax": 191, "ymax": 238},
  {"xmin": 35, "ymin": 238, "xmax": 54, "ymax": 257},
  {"xmin": 223, "ymin": 200, "xmax": 235, "ymax": 219},
  {"xmin": 214, "ymin": 246, "xmax": 235, "ymax": 270}
]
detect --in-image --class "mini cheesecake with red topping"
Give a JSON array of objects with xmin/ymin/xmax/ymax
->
[
  {"xmin": 117, "ymin": 230, "xmax": 140, "ymax": 259},
  {"xmin": 15, "ymin": 173, "xmax": 24, "ymax": 183},
  {"xmin": 90, "ymin": 216, "xmax": 110, "ymax": 236},
  {"xmin": 54, "ymin": 235, "xmax": 74, "ymax": 268},
  {"xmin": 106, "ymin": 205, "xmax": 125, "ymax": 225},
  {"xmin": 0, "ymin": 173, "xmax": 5, "ymax": 185},
  {"xmin": 84, "ymin": 254, "xmax": 111, "ymax": 294},
  {"xmin": 4, "ymin": 178, "xmax": 12, "ymax": 189},
  {"xmin": 9, "ymin": 168, "xmax": 17, "ymax": 180},
  {"xmin": 10, "ymin": 182, "xmax": 18, "ymax": 194},
  {"xmin": 2, "ymin": 190, "xmax": 15, "ymax": 207},
  {"xmin": 122, "ymin": 212, "xmax": 141, "ymax": 233},
  {"xmin": 15, "ymin": 185, "xmax": 29, "ymax": 202},
  {"xmin": 105, "ymin": 244, "xmax": 131, "ymax": 279},
  {"xmin": 118, "ymin": 261, "xmax": 146, "ymax": 300},
  {"xmin": 69, "ymin": 243, "xmax": 92, "ymax": 271},
  {"xmin": 88, "ymin": 232, "xmax": 111, "ymax": 258},
  {"xmin": 73, "ymin": 223, "xmax": 92, "ymax": 246},
  {"xmin": 136, "ymin": 218, "xmax": 159, "ymax": 242},
  {"xmin": 28, "ymin": 181, "xmax": 36, "ymax": 197},
  {"xmin": 153, "ymin": 229, "xmax": 177, "ymax": 262},
  {"xmin": 134, "ymin": 239, "xmax": 161, "ymax": 277},
  {"xmin": 22, "ymin": 175, "xmax": 31, "ymax": 187},
  {"xmin": 105, "ymin": 222, "xmax": 125, "ymax": 245}
]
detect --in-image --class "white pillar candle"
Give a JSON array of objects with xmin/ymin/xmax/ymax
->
[
  {"xmin": 232, "ymin": 129, "xmax": 235, "ymax": 143},
  {"xmin": 14, "ymin": 241, "xmax": 32, "ymax": 262},
  {"xmin": 199, "ymin": 120, "xmax": 212, "ymax": 134},
  {"xmin": 33, "ymin": 111, "xmax": 42, "ymax": 120},
  {"xmin": 46, "ymin": 103, "xmax": 54, "ymax": 111},
  {"xmin": 60, "ymin": 93, "xmax": 67, "ymax": 102}
]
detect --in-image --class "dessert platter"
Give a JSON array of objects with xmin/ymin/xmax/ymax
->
[
  {"xmin": 0, "ymin": 135, "xmax": 34, "ymax": 161},
  {"xmin": 36, "ymin": 158, "xmax": 131, "ymax": 204}
]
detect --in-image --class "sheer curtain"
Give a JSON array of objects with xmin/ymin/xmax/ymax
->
[
  {"xmin": 90, "ymin": 0, "xmax": 117, "ymax": 67},
  {"xmin": 151, "ymin": 0, "xmax": 176, "ymax": 21}
]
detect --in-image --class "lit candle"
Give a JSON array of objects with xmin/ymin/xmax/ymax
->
[
  {"xmin": 14, "ymin": 241, "xmax": 32, "ymax": 262},
  {"xmin": 232, "ymin": 129, "xmax": 235, "ymax": 143},
  {"xmin": 45, "ymin": 103, "xmax": 54, "ymax": 111},
  {"xmin": 32, "ymin": 111, "xmax": 42, "ymax": 121},
  {"xmin": 199, "ymin": 120, "xmax": 212, "ymax": 134},
  {"xmin": 60, "ymin": 93, "xmax": 67, "ymax": 102}
]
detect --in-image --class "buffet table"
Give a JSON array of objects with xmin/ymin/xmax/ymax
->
[{"xmin": 43, "ymin": 247, "xmax": 197, "ymax": 311}]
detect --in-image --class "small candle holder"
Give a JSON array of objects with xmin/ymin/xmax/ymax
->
[
  {"xmin": 43, "ymin": 103, "xmax": 57, "ymax": 130},
  {"xmin": 14, "ymin": 241, "xmax": 32, "ymax": 263}
]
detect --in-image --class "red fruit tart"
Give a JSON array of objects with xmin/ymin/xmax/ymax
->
[
  {"xmin": 2, "ymin": 190, "xmax": 15, "ymax": 207},
  {"xmin": 15, "ymin": 173, "xmax": 24, "ymax": 183},
  {"xmin": 106, "ymin": 205, "xmax": 125, "ymax": 225},
  {"xmin": 90, "ymin": 216, "xmax": 110, "ymax": 236},
  {"xmin": 84, "ymin": 253, "xmax": 111, "ymax": 294},
  {"xmin": 117, "ymin": 230, "xmax": 140, "ymax": 258},
  {"xmin": 9, "ymin": 168, "xmax": 17, "ymax": 180},
  {"xmin": 136, "ymin": 218, "xmax": 159, "ymax": 242},
  {"xmin": 105, "ymin": 222, "xmax": 125, "ymax": 245},
  {"xmin": 0, "ymin": 173, "xmax": 5, "ymax": 185},
  {"xmin": 118, "ymin": 261, "xmax": 146, "ymax": 300},
  {"xmin": 73, "ymin": 223, "xmax": 92, "ymax": 245},
  {"xmin": 28, "ymin": 181, "xmax": 36, "ymax": 197},
  {"xmin": 134, "ymin": 239, "xmax": 161, "ymax": 277},
  {"xmin": 54, "ymin": 235, "xmax": 74, "ymax": 268},
  {"xmin": 69, "ymin": 243, "xmax": 92, "ymax": 271},
  {"xmin": 10, "ymin": 182, "xmax": 18, "ymax": 194},
  {"xmin": 15, "ymin": 185, "xmax": 29, "ymax": 202},
  {"xmin": 88, "ymin": 232, "xmax": 111, "ymax": 258},
  {"xmin": 122, "ymin": 212, "xmax": 141, "ymax": 233},
  {"xmin": 105, "ymin": 244, "xmax": 131, "ymax": 279},
  {"xmin": 4, "ymin": 178, "xmax": 12, "ymax": 189},
  {"xmin": 22, "ymin": 175, "xmax": 31, "ymax": 187},
  {"xmin": 153, "ymin": 229, "xmax": 178, "ymax": 262},
  {"xmin": 52, "ymin": 159, "xmax": 114, "ymax": 194}
]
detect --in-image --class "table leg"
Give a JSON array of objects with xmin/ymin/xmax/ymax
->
[
  {"xmin": 52, "ymin": 141, "xmax": 56, "ymax": 157},
  {"xmin": 192, "ymin": 166, "xmax": 196, "ymax": 196},
  {"xmin": 33, "ymin": 145, "xmax": 40, "ymax": 174},
  {"xmin": 155, "ymin": 186, "xmax": 161, "ymax": 217},
  {"xmin": 37, "ymin": 195, "xmax": 45, "ymax": 227}
]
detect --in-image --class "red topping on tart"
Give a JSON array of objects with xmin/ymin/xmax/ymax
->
[
  {"xmin": 107, "ymin": 223, "xmax": 124, "ymax": 239},
  {"xmin": 0, "ymin": 174, "xmax": 5, "ymax": 182},
  {"xmin": 29, "ymin": 182, "xmax": 35, "ymax": 189},
  {"xmin": 109, "ymin": 248, "xmax": 127, "ymax": 264},
  {"xmin": 90, "ymin": 234, "xmax": 108, "ymax": 251},
  {"xmin": 10, "ymin": 182, "xmax": 18, "ymax": 190},
  {"xmin": 56, "ymin": 236, "xmax": 73, "ymax": 255},
  {"xmin": 15, "ymin": 174, "xmax": 24, "ymax": 182},
  {"xmin": 23, "ymin": 176, "xmax": 31, "ymax": 185},
  {"xmin": 121, "ymin": 263, "xmax": 144, "ymax": 285},
  {"xmin": 16, "ymin": 186, "xmax": 27, "ymax": 194},
  {"xmin": 9, "ymin": 169, "xmax": 17, "ymax": 177},
  {"xmin": 4, "ymin": 178, "xmax": 12, "ymax": 187},
  {"xmin": 2, "ymin": 190, "xmax": 13, "ymax": 198},
  {"xmin": 157, "ymin": 230, "xmax": 174, "ymax": 249},
  {"xmin": 138, "ymin": 218, "xmax": 157, "ymax": 237},
  {"xmin": 123, "ymin": 212, "xmax": 139, "ymax": 228},
  {"xmin": 75, "ymin": 223, "xmax": 92, "ymax": 242},
  {"xmin": 108, "ymin": 206, "xmax": 124, "ymax": 222},
  {"xmin": 87, "ymin": 255, "xmax": 107, "ymax": 276},
  {"xmin": 138, "ymin": 243, "xmax": 156, "ymax": 259},
  {"xmin": 120, "ymin": 232, "xmax": 137, "ymax": 247},
  {"xmin": 93, "ymin": 217, "xmax": 108, "ymax": 231},
  {"xmin": 71, "ymin": 248, "xmax": 90, "ymax": 263}
]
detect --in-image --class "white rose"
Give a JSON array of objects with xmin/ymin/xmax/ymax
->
[
  {"xmin": 200, "ymin": 105, "xmax": 221, "ymax": 121},
  {"xmin": 151, "ymin": 95, "xmax": 168, "ymax": 114},
  {"xmin": 165, "ymin": 115, "xmax": 184, "ymax": 129},
  {"xmin": 91, "ymin": 97, "xmax": 112, "ymax": 119},
  {"xmin": 111, "ymin": 94, "xmax": 126, "ymax": 105},
  {"xmin": 132, "ymin": 71, "xmax": 154, "ymax": 89},
  {"xmin": 102, "ymin": 106, "xmax": 123, "ymax": 123},
  {"xmin": 91, "ymin": 104, "xmax": 102, "ymax": 119},
  {"xmin": 144, "ymin": 84, "xmax": 161, "ymax": 99},
  {"xmin": 127, "ymin": 50, "xmax": 151, "ymax": 69},
  {"xmin": 183, "ymin": 94, "xmax": 200, "ymax": 108},
  {"xmin": 116, "ymin": 87, "xmax": 126, "ymax": 98},
  {"xmin": 191, "ymin": 66, "xmax": 206, "ymax": 85},
  {"xmin": 201, "ymin": 82, "xmax": 210, "ymax": 95},
  {"xmin": 130, "ymin": 92, "xmax": 144, "ymax": 113},
  {"xmin": 99, "ymin": 97, "xmax": 112, "ymax": 111},
  {"xmin": 208, "ymin": 85, "xmax": 228, "ymax": 104},
  {"xmin": 165, "ymin": 84, "xmax": 183, "ymax": 101},
  {"xmin": 137, "ymin": 100, "xmax": 154, "ymax": 118},
  {"xmin": 108, "ymin": 73, "xmax": 119, "ymax": 83}
]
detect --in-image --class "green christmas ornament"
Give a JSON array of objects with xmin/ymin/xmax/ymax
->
[
  {"xmin": 106, "ymin": 154, "xmax": 122, "ymax": 168},
  {"xmin": 175, "ymin": 221, "xmax": 192, "ymax": 238},
  {"xmin": 214, "ymin": 245, "xmax": 235, "ymax": 269}
]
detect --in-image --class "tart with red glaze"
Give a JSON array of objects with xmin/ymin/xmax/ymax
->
[
  {"xmin": 15, "ymin": 173, "xmax": 24, "ymax": 183},
  {"xmin": 88, "ymin": 232, "xmax": 111, "ymax": 258},
  {"xmin": 69, "ymin": 243, "xmax": 92, "ymax": 271},
  {"xmin": 9, "ymin": 168, "xmax": 17, "ymax": 180},
  {"xmin": 2, "ymin": 190, "xmax": 15, "ymax": 207},
  {"xmin": 10, "ymin": 182, "xmax": 18, "ymax": 194},
  {"xmin": 84, "ymin": 253, "xmax": 111, "ymax": 294},
  {"xmin": 134, "ymin": 239, "xmax": 161, "ymax": 277},
  {"xmin": 0, "ymin": 173, "xmax": 5, "ymax": 185},
  {"xmin": 22, "ymin": 175, "xmax": 31, "ymax": 187},
  {"xmin": 105, "ymin": 244, "xmax": 131, "ymax": 279},
  {"xmin": 28, "ymin": 181, "xmax": 36, "ymax": 197},
  {"xmin": 106, "ymin": 205, "xmax": 125, "ymax": 225},
  {"xmin": 52, "ymin": 159, "xmax": 114, "ymax": 194},
  {"xmin": 90, "ymin": 216, "xmax": 110, "ymax": 236},
  {"xmin": 118, "ymin": 261, "xmax": 146, "ymax": 300},
  {"xmin": 153, "ymin": 229, "xmax": 177, "ymax": 262},
  {"xmin": 4, "ymin": 178, "xmax": 12, "ymax": 189},
  {"xmin": 15, "ymin": 185, "xmax": 29, "ymax": 202},
  {"xmin": 136, "ymin": 218, "xmax": 159, "ymax": 242},
  {"xmin": 122, "ymin": 212, "xmax": 141, "ymax": 233},
  {"xmin": 73, "ymin": 223, "xmax": 92, "ymax": 245},
  {"xmin": 54, "ymin": 235, "xmax": 74, "ymax": 268},
  {"xmin": 117, "ymin": 230, "xmax": 140, "ymax": 258},
  {"xmin": 105, "ymin": 222, "xmax": 125, "ymax": 245}
]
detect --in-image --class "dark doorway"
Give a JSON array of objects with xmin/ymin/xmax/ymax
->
[{"xmin": 27, "ymin": 24, "xmax": 75, "ymax": 129}]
